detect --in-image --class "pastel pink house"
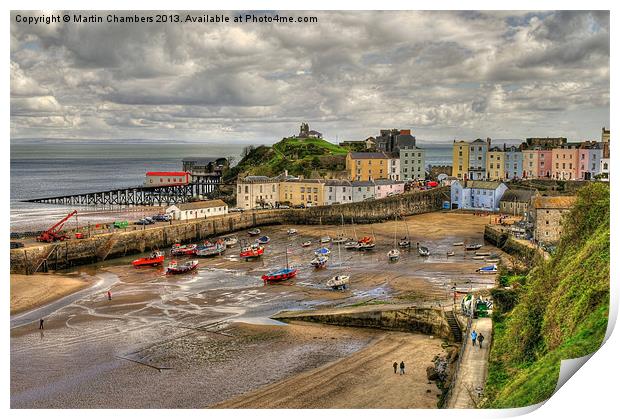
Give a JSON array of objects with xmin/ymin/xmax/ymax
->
[{"xmin": 374, "ymin": 180, "xmax": 405, "ymax": 199}]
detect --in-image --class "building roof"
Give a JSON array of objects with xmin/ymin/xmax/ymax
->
[
  {"xmin": 146, "ymin": 171, "xmax": 189, "ymax": 176},
  {"xmin": 500, "ymin": 189, "xmax": 536, "ymax": 203},
  {"xmin": 351, "ymin": 180, "xmax": 375, "ymax": 187},
  {"xmin": 170, "ymin": 199, "xmax": 228, "ymax": 211},
  {"xmin": 532, "ymin": 196, "xmax": 577, "ymax": 209},
  {"xmin": 325, "ymin": 179, "xmax": 352, "ymax": 186},
  {"xmin": 240, "ymin": 175, "xmax": 274, "ymax": 183},
  {"xmin": 374, "ymin": 179, "xmax": 404, "ymax": 185},
  {"xmin": 283, "ymin": 178, "xmax": 325, "ymax": 184},
  {"xmin": 182, "ymin": 157, "xmax": 226, "ymax": 164},
  {"xmin": 349, "ymin": 152, "xmax": 387, "ymax": 159},
  {"xmin": 466, "ymin": 180, "xmax": 504, "ymax": 190}
]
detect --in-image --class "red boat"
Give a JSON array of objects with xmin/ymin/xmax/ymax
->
[
  {"xmin": 171, "ymin": 243, "xmax": 197, "ymax": 256},
  {"xmin": 358, "ymin": 236, "xmax": 373, "ymax": 244},
  {"xmin": 132, "ymin": 251, "xmax": 165, "ymax": 267},
  {"xmin": 166, "ymin": 260, "xmax": 199, "ymax": 275},
  {"xmin": 262, "ymin": 267, "xmax": 298, "ymax": 283},
  {"xmin": 240, "ymin": 244, "xmax": 264, "ymax": 259}
]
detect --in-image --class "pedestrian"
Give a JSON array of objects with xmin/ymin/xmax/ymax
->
[
  {"xmin": 39, "ymin": 318, "xmax": 44, "ymax": 330},
  {"xmin": 477, "ymin": 333, "xmax": 485, "ymax": 348},
  {"xmin": 107, "ymin": 290, "xmax": 112, "ymax": 301},
  {"xmin": 471, "ymin": 330, "xmax": 477, "ymax": 346},
  {"xmin": 399, "ymin": 361, "xmax": 405, "ymax": 375},
  {"xmin": 393, "ymin": 361, "xmax": 398, "ymax": 374}
]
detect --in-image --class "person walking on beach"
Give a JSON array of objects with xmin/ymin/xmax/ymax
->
[
  {"xmin": 471, "ymin": 330, "xmax": 477, "ymax": 346},
  {"xmin": 477, "ymin": 333, "xmax": 485, "ymax": 348},
  {"xmin": 107, "ymin": 290, "xmax": 112, "ymax": 301},
  {"xmin": 39, "ymin": 318, "xmax": 44, "ymax": 330},
  {"xmin": 399, "ymin": 361, "xmax": 405, "ymax": 375},
  {"xmin": 393, "ymin": 361, "xmax": 398, "ymax": 374}
]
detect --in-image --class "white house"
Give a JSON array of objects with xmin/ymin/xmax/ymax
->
[
  {"xmin": 351, "ymin": 180, "xmax": 376, "ymax": 202},
  {"xmin": 600, "ymin": 158, "xmax": 610, "ymax": 181},
  {"xmin": 324, "ymin": 179, "xmax": 352, "ymax": 205},
  {"xmin": 165, "ymin": 199, "xmax": 228, "ymax": 221},
  {"xmin": 451, "ymin": 180, "xmax": 508, "ymax": 211}
]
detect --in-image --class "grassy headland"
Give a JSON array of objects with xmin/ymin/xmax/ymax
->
[{"xmin": 484, "ymin": 183, "xmax": 610, "ymax": 408}]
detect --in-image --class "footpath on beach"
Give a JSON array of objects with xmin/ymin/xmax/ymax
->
[{"xmin": 448, "ymin": 317, "xmax": 493, "ymax": 408}]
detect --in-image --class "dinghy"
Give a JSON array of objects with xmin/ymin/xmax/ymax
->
[
  {"xmin": 223, "ymin": 236, "xmax": 238, "ymax": 247},
  {"xmin": 256, "ymin": 235, "xmax": 270, "ymax": 245},
  {"xmin": 248, "ymin": 228, "xmax": 261, "ymax": 236},
  {"xmin": 301, "ymin": 240, "xmax": 312, "ymax": 247},
  {"xmin": 132, "ymin": 251, "xmax": 165, "ymax": 267},
  {"xmin": 166, "ymin": 259, "xmax": 198, "ymax": 275},
  {"xmin": 287, "ymin": 228, "xmax": 298, "ymax": 235},
  {"xmin": 310, "ymin": 255, "xmax": 329, "ymax": 268},
  {"xmin": 418, "ymin": 246, "xmax": 430, "ymax": 256},
  {"xmin": 327, "ymin": 275, "xmax": 349, "ymax": 290}
]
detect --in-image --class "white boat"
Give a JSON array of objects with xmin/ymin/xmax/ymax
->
[
  {"xmin": 398, "ymin": 238, "xmax": 411, "ymax": 248},
  {"xmin": 447, "ymin": 251, "xmax": 455, "ymax": 257},
  {"xmin": 301, "ymin": 240, "xmax": 312, "ymax": 247},
  {"xmin": 475, "ymin": 251, "xmax": 491, "ymax": 256},
  {"xmin": 196, "ymin": 243, "xmax": 225, "ymax": 257},
  {"xmin": 486, "ymin": 258, "xmax": 500, "ymax": 263},
  {"xmin": 332, "ymin": 236, "xmax": 347, "ymax": 244},
  {"xmin": 223, "ymin": 236, "xmax": 238, "ymax": 247},
  {"xmin": 327, "ymin": 275, "xmax": 349, "ymax": 290},
  {"xmin": 310, "ymin": 255, "xmax": 329, "ymax": 268},
  {"xmin": 320, "ymin": 236, "xmax": 331, "ymax": 243},
  {"xmin": 344, "ymin": 241, "xmax": 358, "ymax": 250},
  {"xmin": 465, "ymin": 243, "xmax": 482, "ymax": 251},
  {"xmin": 418, "ymin": 245, "xmax": 430, "ymax": 256},
  {"xmin": 472, "ymin": 255, "xmax": 485, "ymax": 260},
  {"xmin": 356, "ymin": 242, "xmax": 376, "ymax": 251},
  {"xmin": 287, "ymin": 228, "xmax": 298, "ymax": 235},
  {"xmin": 388, "ymin": 248, "xmax": 400, "ymax": 261},
  {"xmin": 453, "ymin": 242, "xmax": 464, "ymax": 246}
]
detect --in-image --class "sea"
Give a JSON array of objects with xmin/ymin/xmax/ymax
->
[{"xmin": 10, "ymin": 140, "xmax": 453, "ymax": 232}]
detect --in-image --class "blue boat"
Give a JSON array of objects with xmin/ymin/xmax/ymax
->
[
  {"xmin": 314, "ymin": 247, "xmax": 331, "ymax": 256},
  {"xmin": 256, "ymin": 235, "xmax": 270, "ymax": 244},
  {"xmin": 476, "ymin": 264, "xmax": 498, "ymax": 274}
]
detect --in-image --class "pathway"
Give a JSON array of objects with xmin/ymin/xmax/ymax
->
[{"xmin": 447, "ymin": 316, "xmax": 493, "ymax": 408}]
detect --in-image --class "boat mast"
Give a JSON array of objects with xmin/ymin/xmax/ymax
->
[{"xmin": 351, "ymin": 217, "xmax": 358, "ymax": 240}]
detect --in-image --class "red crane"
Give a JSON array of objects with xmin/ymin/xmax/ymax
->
[{"xmin": 37, "ymin": 210, "xmax": 78, "ymax": 243}]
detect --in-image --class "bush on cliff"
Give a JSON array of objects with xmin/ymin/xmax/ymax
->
[{"xmin": 484, "ymin": 182, "xmax": 609, "ymax": 408}]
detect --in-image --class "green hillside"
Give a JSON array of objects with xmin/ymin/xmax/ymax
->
[
  {"xmin": 484, "ymin": 183, "xmax": 610, "ymax": 408},
  {"xmin": 224, "ymin": 137, "xmax": 349, "ymax": 181}
]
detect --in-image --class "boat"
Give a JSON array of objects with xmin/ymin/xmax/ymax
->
[
  {"xmin": 453, "ymin": 242, "xmax": 464, "ymax": 246},
  {"xmin": 240, "ymin": 244, "xmax": 264, "ymax": 259},
  {"xmin": 256, "ymin": 235, "xmax": 270, "ymax": 245},
  {"xmin": 475, "ymin": 251, "xmax": 491, "ymax": 256},
  {"xmin": 248, "ymin": 228, "xmax": 261, "ymax": 236},
  {"xmin": 287, "ymin": 228, "xmax": 298, "ymax": 235},
  {"xmin": 262, "ymin": 246, "xmax": 297, "ymax": 283},
  {"xmin": 170, "ymin": 243, "xmax": 197, "ymax": 256},
  {"xmin": 132, "ymin": 251, "xmax": 165, "ymax": 267},
  {"xmin": 301, "ymin": 240, "xmax": 312, "ymax": 247},
  {"xmin": 472, "ymin": 255, "xmax": 485, "ymax": 260},
  {"xmin": 476, "ymin": 264, "xmax": 498, "ymax": 274},
  {"xmin": 418, "ymin": 245, "xmax": 430, "ymax": 256},
  {"xmin": 320, "ymin": 236, "xmax": 331, "ymax": 243},
  {"xmin": 465, "ymin": 243, "xmax": 482, "ymax": 251},
  {"xmin": 196, "ymin": 243, "xmax": 226, "ymax": 257},
  {"xmin": 326, "ymin": 275, "xmax": 349, "ymax": 290},
  {"xmin": 223, "ymin": 236, "xmax": 238, "ymax": 247},
  {"xmin": 388, "ymin": 248, "xmax": 400, "ymax": 261},
  {"xmin": 447, "ymin": 251, "xmax": 455, "ymax": 257},
  {"xmin": 344, "ymin": 241, "xmax": 359, "ymax": 250},
  {"xmin": 314, "ymin": 247, "xmax": 331, "ymax": 256},
  {"xmin": 310, "ymin": 255, "xmax": 329, "ymax": 268},
  {"xmin": 398, "ymin": 216, "xmax": 411, "ymax": 248},
  {"xmin": 486, "ymin": 258, "xmax": 501, "ymax": 263},
  {"xmin": 332, "ymin": 236, "xmax": 347, "ymax": 244},
  {"xmin": 166, "ymin": 259, "xmax": 198, "ymax": 275}
]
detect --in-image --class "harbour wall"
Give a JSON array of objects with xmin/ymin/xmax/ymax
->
[
  {"xmin": 11, "ymin": 187, "xmax": 449, "ymax": 274},
  {"xmin": 483, "ymin": 225, "xmax": 543, "ymax": 263}
]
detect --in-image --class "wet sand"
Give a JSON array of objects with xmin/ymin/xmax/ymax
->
[
  {"xmin": 11, "ymin": 212, "xmax": 498, "ymax": 408},
  {"xmin": 11, "ymin": 273, "xmax": 92, "ymax": 315}
]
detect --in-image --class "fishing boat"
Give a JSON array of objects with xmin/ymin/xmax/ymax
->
[
  {"xmin": 132, "ymin": 251, "xmax": 165, "ymax": 267},
  {"xmin": 310, "ymin": 255, "xmax": 329, "ymax": 268},
  {"xmin": 287, "ymin": 228, "xmax": 298, "ymax": 235},
  {"xmin": 166, "ymin": 259, "xmax": 198, "ymax": 275},
  {"xmin": 475, "ymin": 251, "xmax": 491, "ymax": 256},
  {"xmin": 262, "ymin": 246, "xmax": 297, "ymax": 283},
  {"xmin": 256, "ymin": 235, "xmax": 270, "ymax": 245},
  {"xmin": 170, "ymin": 243, "xmax": 197, "ymax": 256},
  {"xmin": 240, "ymin": 243, "xmax": 264, "ymax": 259},
  {"xmin": 465, "ymin": 243, "xmax": 482, "ymax": 251},
  {"xmin": 301, "ymin": 240, "xmax": 312, "ymax": 247},
  {"xmin": 472, "ymin": 255, "xmax": 485, "ymax": 260},
  {"xmin": 327, "ymin": 275, "xmax": 349, "ymax": 290},
  {"xmin": 418, "ymin": 245, "xmax": 430, "ymax": 257},
  {"xmin": 314, "ymin": 247, "xmax": 331, "ymax": 256},
  {"xmin": 447, "ymin": 251, "xmax": 455, "ymax": 257},
  {"xmin": 476, "ymin": 264, "xmax": 498, "ymax": 274},
  {"xmin": 387, "ymin": 248, "xmax": 400, "ymax": 261},
  {"xmin": 320, "ymin": 236, "xmax": 331, "ymax": 243},
  {"xmin": 453, "ymin": 242, "xmax": 464, "ymax": 246},
  {"xmin": 196, "ymin": 243, "xmax": 226, "ymax": 257},
  {"xmin": 248, "ymin": 228, "xmax": 261, "ymax": 236},
  {"xmin": 223, "ymin": 236, "xmax": 238, "ymax": 247}
]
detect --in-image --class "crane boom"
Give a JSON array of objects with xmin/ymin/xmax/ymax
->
[{"xmin": 37, "ymin": 210, "xmax": 78, "ymax": 243}]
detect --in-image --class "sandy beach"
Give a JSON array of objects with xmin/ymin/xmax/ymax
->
[{"xmin": 11, "ymin": 273, "xmax": 92, "ymax": 315}]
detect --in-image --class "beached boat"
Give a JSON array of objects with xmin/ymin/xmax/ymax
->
[
  {"xmin": 332, "ymin": 236, "xmax": 347, "ymax": 244},
  {"xmin": 262, "ymin": 246, "xmax": 297, "ymax": 283},
  {"xmin": 418, "ymin": 245, "xmax": 430, "ymax": 256},
  {"xmin": 475, "ymin": 251, "xmax": 491, "ymax": 256},
  {"xmin": 486, "ymin": 258, "xmax": 501, "ymax": 263},
  {"xmin": 356, "ymin": 242, "xmax": 376, "ymax": 251},
  {"xmin": 170, "ymin": 243, "xmax": 197, "ymax": 256},
  {"xmin": 327, "ymin": 275, "xmax": 349, "ymax": 290},
  {"xmin": 287, "ymin": 228, "xmax": 298, "ymax": 235},
  {"xmin": 301, "ymin": 240, "xmax": 312, "ymax": 247},
  {"xmin": 248, "ymin": 228, "xmax": 261, "ymax": 236},
  {"xmin": 320, "ymin": 236, "xmax": 331, "ymax": 243},
  {"xmin": 223, "ymin": 236, "xmax": 238, "ymax": 247},
  {"xmin": 132, "ymin": 251, "xmax": 165, "ymax": 267},
  {"xmin": 240, "ymin": 244, "xmax": 264, "ymax": 259},
  {"xmin": 256, "ymin": 235, "xmax": 270, "ymax": 245},
  {"xmin": 196, "ymin": 243, "xmax": 226, "ymax": 257},
  {"xmin": 166, "ymin": 259, "xmax": 198, "ymax": 275},
  {"xmin": 310, "ymin": 255, "xmax": 329, "ymax": 268},
  {"xmin": 472, "ymin": 255, "xmax": 485, "ymax": 260},
  {"xmin": 314, "ymin": 247, "xmax": 331, "ymax": 256},
  {"xmin": 388, "ymin": 248, "xmax": 400, "ymax": 261},
  {"xmin": 447, "ymin": 251, "xmax": 455, "ymax": 257},
  {"xmin": 344, "ymin": 241, "xmax": 358, "ymax": 250},
  {"xmin": 476, "ymin": 264, "xmax": 498, "ymax": 274},
  {"xmin": 398, "ymin": 216, "xmax": 412, "ymax": 248},
  {"xmin": 465, "ymin": 243, "xmax": 482, "ymax": 251},
  {"xmin": 453, "ymin": 242, "xmax": 464, "ymax": 246}
]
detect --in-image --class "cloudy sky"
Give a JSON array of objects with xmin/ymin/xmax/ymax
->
[{"xmin": 10, "ymin": 10, "xmax": 610, "ymax": 144}]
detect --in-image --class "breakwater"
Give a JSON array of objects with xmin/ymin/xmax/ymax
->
[{"xmin": 10, "ymin": 187, "xmax": 448, "ymax": 274}]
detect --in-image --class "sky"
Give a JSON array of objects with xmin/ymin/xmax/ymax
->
[{"xmin": 10, "ymin": 10, "xmax": 610, "ymax": 144}]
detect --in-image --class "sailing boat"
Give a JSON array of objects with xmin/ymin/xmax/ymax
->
[
  {"xmin": 356, "ymin": 225, "xmax": 376, "ymax": 251},
  {"xmin": 310, "ymin": 254, "xmax": 329, "ymax": 268},
  {"xmin": 319, "ymin": 216, "xmax": 331, "ymax": 243},
  {"xmin": 417, "ymin": 242, "xmax": 430, "ymax": 256},
  {"xmin": 332, "ymin": 214, "xmax": 348, "ymax": 244},
  {"xmin": 387, "ymin": 214, "xmax": 400, "ymax": 261},
  {"xmin": 398, "ymin": 216, "xmax": 411, "ymax": 248},
  {"xmin": 345, "ymin": 217, "xmax": 359, "ymax": 250},
  {"xmin": 262, "ymin": 246, "xmax": 297, "ymax": 283},
  {"xmin": 327, "ymin": 239, "xmax": 349, "ymax": 290}
]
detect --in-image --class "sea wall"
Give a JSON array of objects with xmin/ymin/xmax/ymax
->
[
  {"xmin": 484, "ymin": 225, "xmax": 540, "ymax": 262},
  {"xmin": 11, "ymin": 187, "xmax": 448, "ymax": 274}
]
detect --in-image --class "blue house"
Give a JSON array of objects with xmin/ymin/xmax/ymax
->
[
  {"xmin": 450, "ymin": 180, "xmax": 508, "ymax": 211},
  {"xmin": 504, "ymin": 145, "xmax": 523, "ymax": 180},
  {"xmin": 468, "ymin": 139, "xmax": 490, "ymax": 180}
]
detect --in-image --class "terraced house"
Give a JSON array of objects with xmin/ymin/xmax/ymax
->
[
  {"xmin": 468, "ymin": 138, "xmax": 490, "ymax": 180},
  {"xmin": 400, "ymin": 145, "xmax": 426, "ymax": 181},
  {"xmin": 279, "ymin": 179, "xmax": 325, "ymax": 207},
  {"xmin": 236, "ymin": 175, "xmax": 281, "ymax": 209},
  {"xmin": 552, "ymin": 143, "xmax": 579, "ymax": 180},
  {"xmin": 345, "ymin": 151, "xmax": 389, "ymax": 181},
  {"xmin": 486, "ymin": 147, "xmax": 505, "ymax": 180},
  {"xmin": 451, "ymin": 140, "xmax": 470, "ymax": 180},
  {"xmin": 504, "ymin": 145, "xmax": 523, "ymax": 180},
  {"xmin": 324, "ymin": 179, "xmax": 352, "ymax": 205}
]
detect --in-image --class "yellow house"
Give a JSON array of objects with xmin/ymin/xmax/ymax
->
[
  {"xmin": 279, "ymin": 179, "xmax": 325, "ymax": 207},
  {"xmin": 452, "ymin": 141, "xmax": 470, "ymax": 180},
  {"xmin": 486, "ymin": 147, "xmax": 506, "ymax": 180},
  {"xmin": 346, "ymin": 152, "xmax": 389, "ymax": 181}
]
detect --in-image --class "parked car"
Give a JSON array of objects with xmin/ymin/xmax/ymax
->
[
  {"xmin": 279, "ymin": 205, "xmax": 290, "ymax": 209},
  {"xmin": 144, "ymin": 217, "xmax": 155, "ymax": 224},
  {"xmin": 293, "ymin": 204, "xmax": 306, "ymax": 209},
  {"xmin": 134, "ymin": 219, "xmax": 150, "ymax": 225},
  {"xmin": 229, "ymin": 207, "xmax": 245, "ymax": 212},
  {"xmin": 152, "ymin": 214, "xmax": 171, "ymax": 222}
]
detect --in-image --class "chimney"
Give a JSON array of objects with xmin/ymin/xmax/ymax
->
[
  {"xmin": 400, "ymin": 129, "xmax": 411, "ymax": 135},
  {"xmin": 487, "ymin": 137, "xmax": 491, "ymax": 150},
  {"xmin": 284, "ymin": 169, "xmax": 288, "ymax": 177}
]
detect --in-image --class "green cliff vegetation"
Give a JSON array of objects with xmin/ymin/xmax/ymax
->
[
  {"xmin": 484, "ymin": 182, "xmax": 610, "ymax": 408},
  {"xmin": 224, "ymin": 137, "xmax": 349, "ymax": 181}
]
